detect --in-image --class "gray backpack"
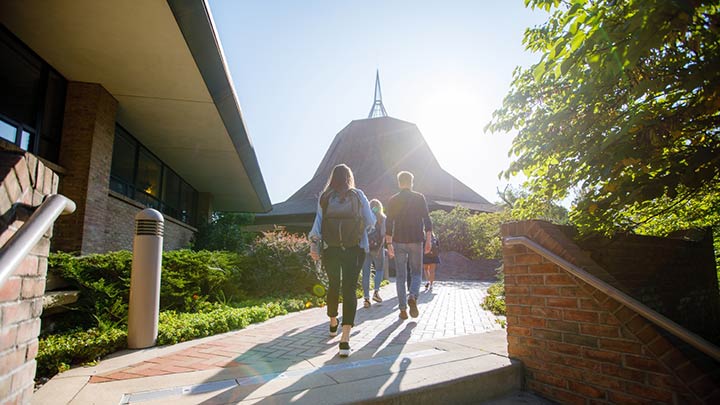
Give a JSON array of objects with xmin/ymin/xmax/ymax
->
[{"xmin": 320, "ymin": 189, "xmax": 364, "ymax": 248}]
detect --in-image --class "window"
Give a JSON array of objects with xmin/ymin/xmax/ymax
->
[
  {"xmin": 0, "ymin": 25, "xmax": 66, "ymax": 162},
  {"xmin": 110, "ymin": 124, "xmax": 198, "ymax": 225}
]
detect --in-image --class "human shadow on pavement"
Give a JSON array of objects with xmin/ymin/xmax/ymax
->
[{"xmin": 191, "ymin": 296, "xmax": 421, "ymax": 404}]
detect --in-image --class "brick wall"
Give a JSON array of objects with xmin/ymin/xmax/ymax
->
[
  {"xmin": 502, "ymin": 220, "xmax": 720, "ymax": 404},
  {"xmin": 105, "ymin": 192, "xmax": 195, "ymax": 252},
  {"xmin": 53, "ymin": 82, "xmax": 117, "ymax": 254},
  {"xmin": 0, "ymin": 151, "xmax": 59, "ymax": 404}
]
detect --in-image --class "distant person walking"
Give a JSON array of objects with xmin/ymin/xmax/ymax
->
[
  {"xmin": 309, "ymin": 164, "xmax": 375, "ymax": 357},
  {"xmin": 423, "ymin": 233, "xmax": 440, "ymax": 292},
  {"xmin": 386, "ymin": 171, "xmax": 433, "ymax": 320},
  {"xmin": 361, "ymin": 199, "xmax": 388, "ymax": 308}
]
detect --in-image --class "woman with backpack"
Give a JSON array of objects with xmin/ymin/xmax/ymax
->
[
  {"xmin": 308, "ymin": 164, "xmax": 375, "ymax": 357},
  {"xmin": 361, "ymin": 199, "xmax": 387, "ymax": 308},
  {"xmin": 423, "ymin": 233, "xmax": 440, "ymax": 292}
]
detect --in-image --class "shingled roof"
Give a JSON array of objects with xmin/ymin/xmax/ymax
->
[{"xmin": 255, "ymin": 116, "xmax": 497, "ymax": 230}]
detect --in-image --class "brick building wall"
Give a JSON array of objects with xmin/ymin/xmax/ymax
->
[
  {"xmin": 0, "ymin": 151, "xmax": 59, "ymax": 404},
  {"xmin": 53, "ymin": 82, "xmax": 117, "ymax": 254},
  {"xmin": 105, "ymin": 193, "xmax": 195, "ymax": 252},
  {"xmin": 502, "ymin": 220, "xmax": 720, "ymax": 404}
]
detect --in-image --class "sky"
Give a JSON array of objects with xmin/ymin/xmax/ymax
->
[{"xmin": 207, "ymin": 1, "xmax": 549, "ymax": 205}]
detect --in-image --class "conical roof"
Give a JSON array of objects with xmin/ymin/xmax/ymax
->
[{"xmin": 256, "ymin": 116, "xmax": 496, "ymax": 228}]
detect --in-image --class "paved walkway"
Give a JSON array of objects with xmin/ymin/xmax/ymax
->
[{"xmin": 34, "ymin": 280, "xmax": 510, "ymax": 404}]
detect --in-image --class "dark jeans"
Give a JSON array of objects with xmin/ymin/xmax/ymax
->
[{"xmin": 324, "ymin": 246, "xmax": 364, "ymax": 326}]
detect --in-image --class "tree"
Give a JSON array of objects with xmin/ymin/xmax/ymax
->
[
  {"xmin": 496, "ymin": 185, "xmax": 569, "ymax": 224},
  {"xmin": 487, "ymin": 0, "xmax": 720, "ymax": 237},
  {"xmin": 192, "ymin": 212, "xmax": 255, "ymax": 251}
]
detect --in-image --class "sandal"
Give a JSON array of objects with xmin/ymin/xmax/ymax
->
[{"xmin": 363, "ymin": 298, "xmax": 371, "ymax": 308}]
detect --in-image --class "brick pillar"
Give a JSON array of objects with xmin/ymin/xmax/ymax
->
[
  {"xmin": 0, "ymin": 151, "xmax": 59, "ymax": 404},
  {"xmin": 53, "ymin": 82, "xmax": 118, "ymax": 254}
]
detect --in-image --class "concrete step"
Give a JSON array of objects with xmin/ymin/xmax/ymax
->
[{"xmin": 42, "ymin": 290, "xmax": 79, "ymax": 315}]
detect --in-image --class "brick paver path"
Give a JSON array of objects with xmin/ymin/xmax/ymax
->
[{"xmin": 90, "ymin": 280, "xmax": 503, "ymax": 383}]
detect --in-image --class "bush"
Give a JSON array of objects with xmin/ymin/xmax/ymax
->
[
  {"xmin": 430, "ymin": 207, "xmax": 511, "ymax": 259},
  {"xmin": 482, "ymin": 282, "xmax": 506, "ymax": 316},
  {"xmin": 243, "ymin": 231, "xmax": 326, "ymax": 296},
  {"xmin": 192, "ymin": 212, "xmax": 255, "ymax": 251}
]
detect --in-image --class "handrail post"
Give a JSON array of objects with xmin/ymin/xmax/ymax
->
[{"xmin": 0, "ymin": 194, "xmax": 76, "ymax": 288}]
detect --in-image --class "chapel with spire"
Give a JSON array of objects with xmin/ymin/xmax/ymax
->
[{"xmin": 254, "ymin": 71, "xmax": 496, "ymax": 231}]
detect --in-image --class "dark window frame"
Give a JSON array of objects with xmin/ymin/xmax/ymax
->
[
  {"xmin": 110, "ymin": 124, "xmax": 198, "ymax": 226},
  {"xmin": 0, "ymin": 24, "xmax": 66, "ymax": 162}
]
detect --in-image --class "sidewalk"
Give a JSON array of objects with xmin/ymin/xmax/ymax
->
[{"xmin": 34, "ymin": 280, "xmax": 513, "ymax": 404}]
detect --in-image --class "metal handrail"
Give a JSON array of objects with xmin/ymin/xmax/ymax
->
[
  {"xmin": 504, "ymin": 236, "xmax": 720, "ymax": 362},
  {"xmin": 0, "ymin": 194, "xmax": 76, "ymax": 288}
]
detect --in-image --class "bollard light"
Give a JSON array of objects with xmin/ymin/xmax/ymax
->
[{"xmin": 127, "ymin": 208, "xmax": 164, "ymax": 349}]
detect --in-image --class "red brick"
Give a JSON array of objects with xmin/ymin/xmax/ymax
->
[
  {"xmin": 624, "ymin": 314, "xmax": 649, "ymax": 335},
  {"xmin": 504, "ymin": 265, "xmax": 528, "ymax": 274},
  {"xmin": 550, "ymin": 387, "xmax": 587, "ymax": 405},
  {"xmin": 2, "ymin": 301, "xmax": 32, "ymax": 325},
  {"xmin": 689, "ymin": 374, "xmax": 717, "ymax": 396},
  {"xmin": 659, "ymin": 347, "xmax": 687, "ymax": 367},
  {"xmin": 547, "ymin": 363, "xmax": 583, "ymax": 380},
  {"xmin": 531, "ymin": 306, "xmax": 563, "ymax": 319},
  {"xmin": 601, "ymin": 298, "xmax": 622, "ymax": 312},
  {"xmin": 535, "ymin": 349, "xmax": 564, "ymax": 364},
  {"xmin": 507, "ymin": 325, "xmax": 532, "ymax": 337},
  {"xmin": 503, "ymin": 244, "xmax": 527, "ymax": 255},
  {"xmin": 614, "ymin": 306, "xmax": 636, "ymax": 323},
  {"xmin": 504, "ymin": 275, "xmax": 517, "ymax": 286},
  {"xmin": 518, "ymin": 296, "xmax": 545, "ymax": 306},
  {"xmin": 546, "ymin": 319, "xmax": 579, "ymax": 333},
  {"xmin": 646, "ymin": 373, "xmax": 686, "ymax": 391},
  {"xmin": 598, "ymin": 338, "xmax": 642, "ymax": 354},
  {"xmin": 505, "ymin": 295, "xmax": 519, "ymax": 305},
  {"xmin": 20, "ymin": 277, "xmax": 46, "ymax": 299},
  {"xmin": 527, "ymin": 263, "xmax": 558, "ymax": 274},
  {"xmin": 0, "ymin": 350, "xmax": 25, "ymax": 374},
  {"xmin": 583, "ymin": 348, "xmax": 622, "ymax": 363},
  {"xmin": 607, "ymin": 391, "xmax": 647, "ymax": 405},
  {"xmin": 517, "ymin": 275, "xmax": 544, "ymax": 285},
  {"xmin": 545, "ymin": 274, "xmax": 576, "ymax": 285},
  {"xmin": 563, "ymin": 333, "xmax": 598, "ymax": 348},
  {"xmin": 13, "ymin": 256, "xmax": 38, "ymax": 277},
  {"xmin": 634, "ymin": 324, "xmax": 657, "ymax": 343},
  {"xmin": 10, "ymin": 360, "xmax": 35, "ymax": 393},
  {"xmin": 517, "ymin": 316, "xmax": 546, "ymax": 328},
  {"xmin": 0, "ymin": 278, "xmax": 21, "ymax": 302},
  {"xmin": 532, "ymin": 286, "xmax": 560, "ymax": 296},
  {"xmin": 580, "ymin": 324, "xmax": 619, "ymax": 338},
  {"xmin": 515, "ymin": 254, "xmax": 543, "ymax": 265},
  {"xmin": 624, "ymin": 354, "xmax": 666, "ymax": 373},
  {"xmin": 16, "ymin": 319, "xmax": 40, "ymax": 345},
  {"xmin": 533, "ymin": 328, "xmax": 563, "ymax": 342},
  {"xmin": 0, "ymin": 326, "xmax": 18, "ymax": 351},
  {"xmin": 533, "ymin": 372, "xmax": 567, "ymax": 388},
  {"xmin": 505, "ymin": 304, "xmax": 531, "ymax": 316},
  {"xmin": 600, "ymin": 363, "xmax": 645, "ymax": 383},
  {"xmin": 598, "ymin": 313, "xmax": 620, "ymax": 325},
  {"xmin": 507, "ymin": 335, "xmax": 546, "ymax": 349},
  {"xmin": 580, "ymin": 298, "xmax": 601, "ymax": 309},
  {"xmin": 592, "ymin": 290, "xmax": 609, "ymax": 304},
  {"xmin": 624, "ymin": 381, "xmax": 674, "ymax": 402},
  {"xmin": 564, "ymin": 309, "xmax": 599, "ymax": 323},
  {"xmin": 560, "ymin": 287, "xmax": 579, "ymax": 297},
  {"xmin": 508, "ymin": 344, "xmax": 534, "ymax": 357},
  {"xmin": 547, "ymin": 297, "xmax": 578, "ymax": 308},
  {"xmin": 24, "ymin": 339, "xmax": 38, "ymax": 360},
  {"xmin": 547, "ymin": 341, "xmax": 583, "ymax": 356},
  {"xmin": 562, "ymin": 356, "xmax": 602, "ymax": 372},
  {"xmin": 675, "ymin": 361, "xmax": 703, "ymax": 383},
  {"xmin": 583, "ymin": 372, "xmax": 624, "ymax": 391},
  {"xmin": 568, "ymin": 380, "xmax": 605, "ymax": 399},
  {"xmin": 646, "ymin": 336, "xmax": 672, "ymax": 358},
  {"xmin": 505, "ymin": 286, "xmax": 529, "ymax": 295}
]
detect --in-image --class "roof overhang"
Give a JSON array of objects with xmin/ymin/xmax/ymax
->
[{"xmin": 0, "ymin": 0, "xmax": 271, "ymax": 212}]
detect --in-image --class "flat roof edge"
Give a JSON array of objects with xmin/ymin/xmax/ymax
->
[{"xmin": 166, "ymin": 0, "xmax": 272, "ymax": 212}]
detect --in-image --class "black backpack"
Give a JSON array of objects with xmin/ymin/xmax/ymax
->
[
  {"xmin": 320, "ymin": 189, "xmax": 364, "ymax": 248},
  {"xmin": 368, "ymin": 223, "xmax": 383, "ymax": 252}
]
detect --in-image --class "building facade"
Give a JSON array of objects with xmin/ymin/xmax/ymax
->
[{"xmin": 0, "ymin": 0, "xmax": 271, "ymax": 254}]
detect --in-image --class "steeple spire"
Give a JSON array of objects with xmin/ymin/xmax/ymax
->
[{"xmin": 367, "ymin": 70, "xmax": 388, "ymax": 119}]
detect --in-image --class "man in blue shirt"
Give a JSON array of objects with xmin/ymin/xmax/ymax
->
[{"xmin": 385, "ymin": 171, "xmax": 433, "ymax": 320}]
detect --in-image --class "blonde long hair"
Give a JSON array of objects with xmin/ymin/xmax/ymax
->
[
  {"xmin": 369, "ymin": 199, "xmax": 385, "ymax": 219},
  {"xmin": 322, "ymin": 164, "xmax": 355, "ymax": 195}
]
